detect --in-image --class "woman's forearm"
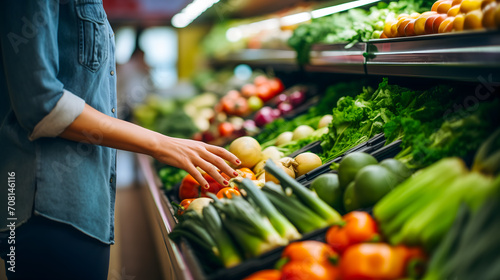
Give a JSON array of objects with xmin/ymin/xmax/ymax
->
[{"xmin": 59, "ymin": 104, "xmax": 240, "ymax": 187}]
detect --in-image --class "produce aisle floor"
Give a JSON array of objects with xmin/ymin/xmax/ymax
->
[{"xmin": 109, "ymin": 150, "xmax": 163, "ymax": 280}]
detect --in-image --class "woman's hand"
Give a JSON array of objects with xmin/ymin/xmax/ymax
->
[
  {"xmin": 151, "ymin": 136, "xmax": 241, "ymax": 188},
  {"xmin": 59, "ymin": 104, "xmax": 241, "ymax": 187}
]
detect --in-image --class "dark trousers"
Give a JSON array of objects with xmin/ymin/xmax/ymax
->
[{"xmin": 0, "ymin": 215, "xmax": 110, "ymax": 280}]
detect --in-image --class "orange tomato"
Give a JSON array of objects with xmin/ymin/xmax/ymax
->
[
  {"xmin": 237, "ymin": 167, "xmax": 257, "ymax": 180},
  {"xmin": 268, "ymin": 78, "xmax": 285, "ymax": 95},
  {"xmin": 254, "ymin": 75, "xmax": 269, "ymax": 86},
  {"xmin": 241, "ymin": 83, "xmax": 258, "ymax": 98},
  {"xmin": 257, "ymin": 84, "xmax": 274, "ymax": 102},
  {"xmin": 340, "ymin": 243, "xmax": 426, "ymax": 280},
  {"xmin": 281, "ymin": 261, "xmax": 340, "ymax": 280},
  {"xmin": 179, "ymin": 172, "xmax": 231, "ymax": 200},
  {"xmin": 176, "ymin": 198, "xmax": 196, "ymax": 215},
  {"xmin": 243, "ymin": 269, "xmax": 281, "ymax": 280},
  {"xmin": 216, "ymin": 187, "xmax": 241, "ymax": 199},
  {"xmin": 340, "ymin": 243, "xmax": 406, "ymax": 280},
  {"xmin": 281, "ymin": 241, "xmax": 338, "ymax": 264},
  {"xmin": 326, "ymin": 211, "xmax": 379, "ymax": 253}
]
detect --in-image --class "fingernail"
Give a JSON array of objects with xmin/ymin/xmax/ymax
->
[
  {"xmin": 233, "ymin": 171, "xmax": 239, "ymax": 176},
  {"xmin": 236, "ymin": 159, "xmax": 241, "ymax": 164},
  {"xmin": 223, "ymin": 180, "xmax": 229, "ymax": 186},
  {"xmin": 204, "ymin": 184, "xmax": 210, "ymax": 189}
]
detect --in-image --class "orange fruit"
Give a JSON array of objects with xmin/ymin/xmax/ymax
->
[
  {"xmin": 439, "ymin": 16, "xmax": 456, "ymax": 32},
  {"xmin": 454, "ymin": 14, "xmax": 466, "ymax": 30},
  {"xmin": 437, "ymin": 0, "xmax": 454, "ymax": 13},
  {"xmin": 460, "ymin": 0, "xmax": 482, "ymax": 13},
  {"xmin": 448, "ymin": 4, "xmax": 462, "ymax": 16},
  {"xmin": 464, "ymin": 9, "xmax": 484, "ymax": 29},
  {"xmin": 482, "ymin": 1, "xmax": 498, "ymax": 28}
]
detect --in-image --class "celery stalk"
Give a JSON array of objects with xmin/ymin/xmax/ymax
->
[
  {"xmin": 264, "ymin": 160, "xmax": 342, "ymax": 224},
  {"xmin": 394, "ymin": 173, "xmax": 490, "ymax": 249},
  {"xmin": 238, "ymin": 179, "xmax": 302, "ymax": 241},
  {"xmin": 374, "ymin": 157, "xmax": 466, "ymax": 222}
]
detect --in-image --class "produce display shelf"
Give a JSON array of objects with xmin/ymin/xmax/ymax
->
[
  {"xmin": 305, "ymin": 42, "xmax": 367, "ymax": 74},
  {"xmin": 211, "ymin": 48, "xmax": 299, "ymax": 71},
  {"xmin": 213, "ymin": 30, "xmax": 500, "ymax": 81},
  {"xmin": 365, "ymin": 30, "xmax": 500, "ymax": 82}
]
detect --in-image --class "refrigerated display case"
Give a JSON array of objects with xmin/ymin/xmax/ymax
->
[{"xmin": 137, "ymin": 2, "xmax": 500, "ymax": 279}]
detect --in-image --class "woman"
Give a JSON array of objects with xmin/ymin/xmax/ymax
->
[{"xmin": 0, "ymin": 1, "xmax": 240, "ymax": 279}]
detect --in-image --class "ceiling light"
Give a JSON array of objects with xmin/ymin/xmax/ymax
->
[
  {"xmin": 311, "ymin": 0, "xmax": 382, "ymax": 18},
  {"xmin": 280, "ymin": 12, "xmax": 311, "ymax": 26},
  {"xmin": 172, "ymin": 0, "xmax": 221, "ymax": 28}
]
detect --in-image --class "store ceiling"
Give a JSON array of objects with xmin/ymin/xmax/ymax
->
[
  {"xmin": 104, "ymin": 0, "xmax": 328, "ymax": 25},
  {"xmin": 103, "ymin": 0, "xmax": 191, "ymax": 24}
]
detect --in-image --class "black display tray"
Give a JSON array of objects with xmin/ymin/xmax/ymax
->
[
  {"xmin": 180, "ymin": 225, "xmax": 330, "ymax": 280},
  {"xmin": 164, "ymin": 135, "xmax": 404, "ymax": 280},
  {"xmin": 286, "ymin": 140, "xmax": 323, "ymax": 158},
  {"xmin": 299, "ymin": 139, "xmax": 403, "ymax": 188},
  {"xmin": 295, "ymin": 133, "xmax": 387, "ymax": 184}
]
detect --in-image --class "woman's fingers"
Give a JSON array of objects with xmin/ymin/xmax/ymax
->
[
  {"xmin": 185, "ymin": 164, "xmax": 209, "ymax": 190},
  {"xmin": 196, "ymin": 160, "xmax": 230, "ymax": 187},
  {"xmin": 200, "ymin": 151, "xmax": 238, "ymax": 181},
  {"xmin": 205, "ymin": 144, "xmax": 241, "ymax": 166}
]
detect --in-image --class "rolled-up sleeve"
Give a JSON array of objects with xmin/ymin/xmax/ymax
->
[{"xmin": 0, "ymin": 1, "xmax": 85, "ymax": 140}]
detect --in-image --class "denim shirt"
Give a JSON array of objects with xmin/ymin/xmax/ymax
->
[{"xmin": 0, "ymin": 0, "xmax": 117, "ymax": 244}]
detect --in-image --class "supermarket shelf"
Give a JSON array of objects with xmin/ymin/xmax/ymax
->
[
  {"xmin": 137, "ymin": 154, "xmax": 195, "ymax": 280},
  {"xmin": 305, "ymin": 42, "xmax": 367, "ymax": 74},
  {"xmin": 213, "ymin": 30, "xmax": 500, "ymax": 81},
  {"xmin": 211, "ymin": 48, "xmax": 299, "ymax": 71},
  {"xmin": 366, "ymin": 30, "xmax": 500, "ymax": 82}
]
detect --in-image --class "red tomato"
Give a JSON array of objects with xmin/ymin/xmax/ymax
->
[
  {"xmin": 221, "ymin": 98, "xmax": 235, "ymax": 114},
  {"xmin": 282, "ymin": 241, "xmax": 338, "ymax": 264},
  {"xmin": 178, "ymin": 172, "xmax": 230, "ymax": 200},
  {"xmin": 340, "ymin": 243, "xmax": 406, "ymax": 280},
  {"xmin": 257, "ymin": 84, "xmax": 274, "ymax": 102},
  {"xmin": 236, "ymin": 167, "xmax": 256, "ymax": 180},
  {"xmin": 254, "ymin": 75, "xmax": 269, "ymax": 86},
  {"xmin": 326, "ymin": 211, "xmax": 379, "ymax": 253},
  {"xmin": 177, "ymin": 198, "xmax": 196, "ymax": 215},
  {"xmin": 233, "ymin": 97, "xmax": 250, "ymax": 116},
  {"xmin": 226, "ymin": 89, "xmax": 241, "ymax": 100},
  {"xmin": 268, "ymin": 78, "xmax": 285, "ymax": 95},
  {"xmin": 243, "ymin": 269, "xmax": 281, "ymax": 280},
  {"xmin": 241, "ymin": 84, "xmax": 258, "ymax": 98},
  {"xmin": 216, "ymin": 187, "xmax": 241, "ymax": 199},
  {"xmin": 218, "ymin": 122, "xmax": 235, "ymax": 137},
  {"xmin": 281, "ymin": 261, "xmax": 340, "ymax": 280}
]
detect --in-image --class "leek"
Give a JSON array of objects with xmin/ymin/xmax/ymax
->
[
  {"xmin": 202, "ymin": 204, "xmax": 242, "ymax": 268},
  {"xmin": 264, "ymin": 160, "xmax": 342, "ymax": 224},
  {"xmin": 238, "ymin": 179, "xmax": 302, "ymax": 241},
  {"xmin": 210, "ymin": 194, "xmax": 288, "ymax": 258},
  {"xmin": 262, "ymin": 182, "xmax": 330, "ymax": 233}
]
